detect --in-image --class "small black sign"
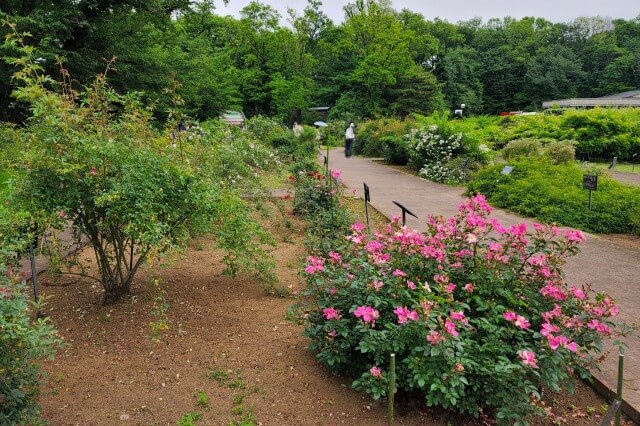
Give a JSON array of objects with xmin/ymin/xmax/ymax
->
[
  {"xmin": 583, "ymin": 174, "xmax": 598, "ymax": 191},
  {"xmin": 363, "ymin": 183, "xmax": 370, "ymax": 202},
  {"xmin": 323, "ymin": 155, "xmax": 328, "ymax": 166}
]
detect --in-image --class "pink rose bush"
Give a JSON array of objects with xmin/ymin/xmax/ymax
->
[{"xmin": 302, "ymin": 195, "xmax": 621, "ymax": 421}]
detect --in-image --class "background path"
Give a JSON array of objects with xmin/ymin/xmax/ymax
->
[{"xmin": 328, "ymin": 149, "xmax": 640, "ymax": 421}]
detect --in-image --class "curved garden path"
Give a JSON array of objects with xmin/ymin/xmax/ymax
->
[{"xmin": 327, "ymin": 148, "xmax": 640, "ymax": 422}]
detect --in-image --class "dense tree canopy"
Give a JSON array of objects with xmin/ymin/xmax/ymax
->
[{"xmin": 1, "ymin": 0, "xmax": 639, "ymax": 122}]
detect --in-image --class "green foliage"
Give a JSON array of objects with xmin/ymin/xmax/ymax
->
[
  {"xmin": 544, "ymin": 140, "xmax": 576, "ymax": 165},
  {"xmin": 407, "ymin": 125, "xmax": 465, "ymax": 184},
  {"xmin": 0, "ymin": 280, "xmax": 63, "ymax": 424},
  {"xmin": 4, "ymin": 30, "xmax": 278, "ymax": 302},
  {"xmin": 353, "ymin": 117, "xmax": 410, "ymax": 157},
  {"xmin": 502, "ymin": 139, "xmax": 543, "ymax": 160},
  {"xmin": 177, "ymin": 411, "xmax": 203, "ymax": 426},
  {"xmin": 498, "ymin": 109, "xmax": 640, "ymax": 161},
  {"xmin": 301, "ymin": 196, "xmax": 621, "ymax": 422},
  {"xmin": 381, "ymin": 136, "xmax": 410, "ymax": 165},
  {"xmin": 468, "ymin": 158, "xmax": 640, "ymax": 235}
]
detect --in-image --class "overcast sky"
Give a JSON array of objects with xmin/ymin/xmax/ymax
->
[{"xmin": 215, "ymin": 0, "xmax": 639, "ymax": 24}]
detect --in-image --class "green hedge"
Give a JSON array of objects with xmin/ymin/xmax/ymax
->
[{"xmin": 467, "ymin": 158, "xmax": 640, "ymax": 235}]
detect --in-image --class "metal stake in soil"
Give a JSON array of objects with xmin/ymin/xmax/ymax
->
[
  {"xmin": 616, "ymin": 351, "xmax": 624, "ymax": 426},
  {"xmin": 387, "ymin": 353, "xmax": 396, "ymax": 426},
  {"xmin": 28, "ymin": 240, "xmax": 42, "ymax": 317}
]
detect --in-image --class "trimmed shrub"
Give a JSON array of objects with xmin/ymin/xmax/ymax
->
[
  {"xmin": 381, "ymin": 135, "xmax": 410, "ymax": 165},
  {"xmin": 501, "ymin": 139, "xmax": 543, "ymax": 160},
  {"xmin": 545, "ymin": 140, "xmax": 576, "ymax": 165},
  {"xmin": 467, "ymin": 158, "xmax": 640, "ymax": 235}
]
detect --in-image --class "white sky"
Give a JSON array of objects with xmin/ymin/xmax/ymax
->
[{"xmin": 215, "ymin": 0, "xmax": 639, "ymax": 24}]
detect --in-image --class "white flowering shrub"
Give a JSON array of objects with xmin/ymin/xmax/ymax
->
[{"xmin": 407, "ymin": 126, "xmax": 464, "ymax": 184}]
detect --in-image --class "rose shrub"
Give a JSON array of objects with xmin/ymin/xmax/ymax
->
[{"xmin": 302, "ymin": 195, "xmax": 619, "ymax": 422}]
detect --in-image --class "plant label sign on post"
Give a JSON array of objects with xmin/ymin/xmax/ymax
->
[
  {"xmin": 583, "ymin": 174, "xmax": 597, "ymax": 211},
  {"xmin": 363, "ymin": 183, "xmax": 371, "ymax": 233},
  {"xmin": 392, "ymin": 201, "xmax": 418, "ymax": 226}
]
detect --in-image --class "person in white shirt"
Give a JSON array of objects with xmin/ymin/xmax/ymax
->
[{"xmin": 344, "ymin": 122, "xmax": 355, "ymax": 158}]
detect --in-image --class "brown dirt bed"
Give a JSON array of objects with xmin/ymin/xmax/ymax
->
[{"xmin": 36, "ymin": 198, "xmax": 631, "ymax": 425}]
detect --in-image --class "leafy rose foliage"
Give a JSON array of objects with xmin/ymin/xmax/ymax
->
[
  {"xmin": 0, "ymin": 276, "xmax": 63, "ymax": 424},
  {"xmin": 4, "ymin": 30, "xmax": 278, "ymax": 302},
  {"xmin": 407, "ymin": 125, "xmax": 464, "ymax": 184},
  {"xmin": 302, "ymin": 195, "xmax": 619, "ymax": 421}
]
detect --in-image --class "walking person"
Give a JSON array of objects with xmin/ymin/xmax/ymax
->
[{"xmin": 344, "ymin": 122, "xmax": 355, "ymax": 158}]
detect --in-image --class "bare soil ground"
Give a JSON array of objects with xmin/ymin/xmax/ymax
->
[{"xmin": 37, "ymin": 197, "xmax": 631, "ymax": 425}]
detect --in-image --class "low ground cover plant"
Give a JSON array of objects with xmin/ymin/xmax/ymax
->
[
  {"xmin": 0, "ymin": 272, "xmax": 62, "ymax": 424},
  {"xmin": 302, "ymin": 195, "xmax": 620, "ymax": 422},
  {"xmin": 468, "ymin": 158, "xmax": 640, "ymax": 235}
]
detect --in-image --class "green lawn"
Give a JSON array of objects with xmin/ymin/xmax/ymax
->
[{"xmin": 587, "ymin": 161, "xmax": 640, "ymax": 174}]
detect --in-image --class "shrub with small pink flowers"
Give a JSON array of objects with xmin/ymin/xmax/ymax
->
[{"xmin": 302, "ymin": 194, "xmax": 621, "ymax": 422}]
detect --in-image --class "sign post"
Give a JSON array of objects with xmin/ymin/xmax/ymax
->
[
  {"xmin": 583, "ymin": 174, "xmax": 598, "ymax": 211},
  {"xmin": 392, "ymin": 201, "xmax": 418, "ymax": 226},
  {"xmin": 363, "ymin": 183, "xmax": 371, "ymax": 233}
]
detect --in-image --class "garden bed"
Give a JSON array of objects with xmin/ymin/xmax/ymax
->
[{"xmin": 36, "ymin": 198, "xmax": 629, "ymax": 425}]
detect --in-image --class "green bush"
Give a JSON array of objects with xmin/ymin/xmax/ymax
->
[
  {"xmin": 544, "ymin": 140, "xmax": 576, "ymax": 165},
  {"xmin": 467, "ymin": 158, "xmax": 640, "ymax": 235},
  {"xmin": 6, "ymin": 33, "xmax": 278, "ymax": 303},
  {"xmin": 0, "ymin": 279, "xmax": 63, "ymax": 424},
  {"xmin": 381, "ymin": 135, "xmax": 410, "ymax": 165},
  {"xmin": 501, "ymin": 139, "xmax": 543, "ymax": 160}
]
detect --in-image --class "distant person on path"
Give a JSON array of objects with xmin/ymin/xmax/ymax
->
[
  {"xmin": 293, "ymin": 121, "xmax": 303, "ymax": 137},
  {"xmin": 344, "ymin": 122, "xmax": 355, "ymax": 158}
]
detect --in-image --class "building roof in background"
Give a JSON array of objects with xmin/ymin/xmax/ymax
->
[{"xmin": 542, "ymin": 90, "xmax": 640, "ymax": 108}]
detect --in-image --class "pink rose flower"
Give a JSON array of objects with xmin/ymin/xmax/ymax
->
[
  {"xmin": 503, "ymin": 311, "xmax": 517, "ymax": 322},
  {"xmin": 518, "ymin": 350, "xmax": 538, "ymax": 368},
  {"xmin": 444, "ymin": 319, "xmax": 459, "ymax": 337},
  {"xmin": 354, "ymin": 306, "xmax": 380, "ymax": 324},
  {"xmin": 393, "ymin": 306, "xmax": 419, "ymax": 324},
  {"xmin": 370, "ymin": 366, "xmax": 383, "ymax": 378},
  {"xmin": 323, "ymin": 307, "xmax": 340, "ymax": 320}
]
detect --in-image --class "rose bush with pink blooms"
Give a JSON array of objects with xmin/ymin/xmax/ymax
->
[{"xmin": 302, "ymin": 195, "xmax": 621, "ymax": 422}]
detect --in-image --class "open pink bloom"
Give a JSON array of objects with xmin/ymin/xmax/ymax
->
[
  {"xmin": 370, "ymin": 366, "xmax": 383, "ymax": 378},
  {"xmin": 518, "ymin": 350, "xmax": 538, "ymax": 368},
  {"xmin": 305, "ymin": 256, "xmax": 325, "ymax": 274},
  {"xmin": 330, "ymin": 169, "xmax": 342, "ymax": 180},
  {"xmin": 514, "ymin": 315, "xmax": 531, "ymax": 330},
  {"xmin": 372, "ymin": 280, "xmax": 384, "ymax": 290},
  {"xmin": 58, "ymin": 211, "xmax": 67, "ymax": 219},
  {"xmin": 426, "ymin": 330, "xmax": 445, "ymax": 345},
  {"xmin": 351, "ymin": 222, "xmax": 366, "ymax": 233},
  {"xmin": 565, "ymin": 229, "xmax": 585, "ymax": 242},
  {"xmin": 354, "ymin": 306, "xmax": 380, "ymax": 324},
  {"xmin": 327, "ymin": 330, "xmax": 337, "ymax": 337},
  {"xmin": 323, "ymin": 307, "xmax": 340, "ymax": 320},
  {"xmin": 406, "ymin": 281, "xmax": 417, "ymax": 290},
  {"xmin": 570, "ymin": 286, "xmax": 585, "ymax": 300},
  {"xmin": 608, "ymin": 305, "xmax": 619, "ymax": 317},
  {"xmin": 587, "ymin": 319, "xmax": 611, "ymax": 334},
  {"xmin": 445, "ymin": 283, "xmax": 456, "ymax": 294},
  {"xmin": 444, "ymin": 319, "xmax": 459, "ymax": 336},
  {"xmin": 465, "ymin": 233, "xmax": 478, "ymax": 244},
  {"xmin": 450, "ymin": 310, "xmax": 465, "ymax": 321},
  {"xmin": 328, "ymin": 251, "xmax": 342, "ymax": 263},
  {"xmin": 392, "ymin": 269, "xmax": 407, "ymax": 277},
  {"xmin": 329, "ymin": 287, "xmax": 337, "ymax": 296},
  {"xmin": 503, "ymin": 311, "xmax": 517, "ymax": 322},
  {"xmin": 566, "ymin": 342, "xmax": 579, "ymax": 353},
  {"xmin": 393, "ymin": 306, "xmax": 419, "ymax": 324},
  {"xmin": 464, "ymin": 283, "xmax": 474, "ymax": 293},
  {"xmin": 540, "ymin": 322, "xmax": 560, "ymax": 337},
  {"xmin": 90, "ymin": 167, "xmax": 98, "ymax": 175}
]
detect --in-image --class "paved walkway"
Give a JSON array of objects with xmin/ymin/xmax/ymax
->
[{"xmin": 328, "ymin": 149, "xmax": 640, "ymax": 422}]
